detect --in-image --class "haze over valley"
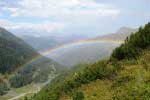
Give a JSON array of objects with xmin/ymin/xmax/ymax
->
[{"xmin": 19, "ymin": 27, "xmax": 136, "ymax": 67}]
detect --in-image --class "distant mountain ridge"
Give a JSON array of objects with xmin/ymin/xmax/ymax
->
[
  {"xmin": 20, "ymin": 34, "xmax": 89, "ymax": 52},
  {"xmin": 93, "ymin": 27, "xmax": 138, "ymax": 41},
  {"xmin": 20, "ymin": 35, "xmax": 60, "ymax": 52}
]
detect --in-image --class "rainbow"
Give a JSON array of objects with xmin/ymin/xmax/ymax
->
[{"xmin": 21, "ymin": 39, "xmax": 123, "ymax": 68}]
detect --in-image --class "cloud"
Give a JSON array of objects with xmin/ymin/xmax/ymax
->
[
  {"xmin": 0, "ymin": 0, "xmax": 120, "ymax": 36},
  {"xmin": 0, "ymin": 19, "xmax": 64, "ymax": 35},
  {"xmin": 3, "ymin": 0, "xmax": 120, "ymax": 18},
  {"xmin": 0, "ymin": 0, "xmax": 149, "ymax": 37}
]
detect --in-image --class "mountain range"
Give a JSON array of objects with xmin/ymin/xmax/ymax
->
[
  {"xmin": 0, "ymin": 25, "xmax": 141, "ymax": 99},
  {"xmin": 20, "ymin": 34, "xmax": 89, "ymax": 52},
  {"xmin": 17, "ymin": 27, "xmax": 137, "ymax": 68},
  {"xmin": 19, "ymin": 27, "xmax": 137, "ymax": 53}
]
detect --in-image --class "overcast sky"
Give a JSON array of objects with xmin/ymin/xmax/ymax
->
[{"xmin": 0, "ymin": 0, "xmax": 150, "ymax": 37}]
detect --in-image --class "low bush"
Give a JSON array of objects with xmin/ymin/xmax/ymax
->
[{"xmin": 72, "ymin": 90, "xmax": 84, "ymax": 100}]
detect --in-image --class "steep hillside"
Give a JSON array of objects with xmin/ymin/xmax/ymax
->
[
  {"xmin": 93, "ymin": 27, "xmax": 137, "ymax": 41},
  {"xmin": 60, "ymin": 50, "xmax": 150, "ymax": 100},
  {"xmin": 30, "ymin": 23, "xmax": 150, "ymax": 100},
  {"xmin": 0, "ymin": 27, "xmax": 38, "ymax": 73},
  {"xmin": 0, "ymin": 27, "xmax": 63, "ymax": 95}
]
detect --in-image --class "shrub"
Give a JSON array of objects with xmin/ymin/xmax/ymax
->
[
  {"xmin": 0, "ymin": 79, "xmax": 9, "ymax": 95},
  {"xmin": 113, "ymin": 76, "xmax": 134, "ymax": 87},
  {"xmin": 73, "ymin": 91, "xmax": 84, "ymax": 100}
]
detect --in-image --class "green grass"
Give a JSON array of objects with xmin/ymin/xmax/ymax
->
[{"xmin": 19, "ymin": 93, "xmax": 35, "ymax": 100}]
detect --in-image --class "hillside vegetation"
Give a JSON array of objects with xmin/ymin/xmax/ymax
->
[
  {"xmin": 0, "ymin": 27, "xmax": 62, "ymax": 95},
  {"xmin": 28, "ymin": 23, "xmax": 150, "ymax": 100},
  {"xmin": 0, "ymin": 27, "xmax": 38, "ymax": 74},
  {"xmin": 111, "ymin": 23, "xmax": 150, "ymax": 60}
]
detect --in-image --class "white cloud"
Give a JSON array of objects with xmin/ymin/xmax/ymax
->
[
  {"xmin": 0, "ymin": 0, "xmax": 120, "ymax": 36},
  {"xmin": 0, "ymin": 19, "xmax": 64, "ymax": 35},
  {"xmin": 8, "ymin": 0, "xmax": 120, "ymax": 18}
]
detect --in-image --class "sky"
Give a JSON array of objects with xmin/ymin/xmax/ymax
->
[{"xmin": 0, "ymin": 0, "xmax": 150, "ymax": 37}]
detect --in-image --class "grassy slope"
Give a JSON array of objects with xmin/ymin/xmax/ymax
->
[
  {"xmin": 60, "ymin": 50, "xmax": 150, "ymax": 100},
  {"xmin": 33, "ymin": 50, "xmax": 150, "ymax": 100}
]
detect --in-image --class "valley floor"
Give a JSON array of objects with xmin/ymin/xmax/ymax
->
[{"xmin": 0, "ymin": 83, "xmax": 42, "ymax": 100}]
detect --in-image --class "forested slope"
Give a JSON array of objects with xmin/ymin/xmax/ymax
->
[
  {"xmin": 0, "ymin": 27, "xmax": 63, "ymax": 95},
  {"xmin": 0, "ymin": 27, "xmax": 38, "ymax": 73}
]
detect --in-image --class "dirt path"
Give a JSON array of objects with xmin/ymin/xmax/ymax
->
[
  {"xmin": 8, "ymin": 86, "xmax": 41, "ymax": 100},
  {"xmin": 8, "ymin": 92, "xmax": 33, "ymax": 100},
  {"xmin": 7, "ymin": 73, "xmax": 57, "ymax": 100}
]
